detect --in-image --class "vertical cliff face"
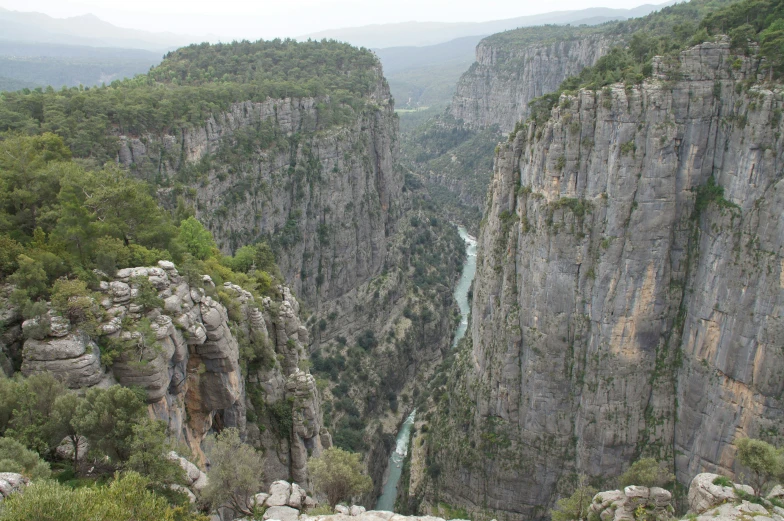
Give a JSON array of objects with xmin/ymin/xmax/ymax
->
[
  {"xmin": 429, "ymin": 39, "xmax": 784, "ymax": 519},
  {"xmin": 117, "ymin": 69, "xmax": 402, "ymax": 309},
  {"xmin": 449, "ymin": 35, "xmax": 615, "ymax": 132}
]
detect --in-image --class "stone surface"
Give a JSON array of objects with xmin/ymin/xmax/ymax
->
[
  {"xmin": 431, "ymin": 39, "xmax": 784, "ymax": 520},
  {"xmin": 590, "ymin": 486, "xmax": 673, "ymax": 521},
  {"xmin": 16, "ymin": 261, "xmax": 328, "ymax": 486},
  {"xmin": 116, "ymin": 77, "xmax": 402, "ymax": 312},
  {"xmin": 266, "ymin": 480, "xmax": 292, "ymax": 507},
  {"xmin": 263, "ymin": 506, "xmax": 301, "ymax": 521},
  {"xmin": 0, "ymin": 473, "xmax": 27, "ymax": 500},
  {"xmin": 450, "ymin": 33, "xmax": 616, "ymax": 132}
]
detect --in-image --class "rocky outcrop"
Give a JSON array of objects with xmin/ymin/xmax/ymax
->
[
  {"xmin": 686, "ymin": 474, "xmax": 784, "ymax": 521},
  {"xmin": 0, "ymin": 473, "xmax": 27, "ymax": 501},
  {"xmin": 450, "ymin": 34, "xmax": 615, "ymax": 132},
  {"xmin": 117, "ymin": 71, "xmax": 402, "ymax": 311},
  {"xmin": 230, "ymin": 480, "xmax": 466, "ymax": 521},
  {"xmin": 591, "ymin": 486, "xmax": 673, "ymax": 521},
  {"xmin": 17, "ymin": 261, "xmax": 327, "ymax": 484},
  {"xmin": 429, "ymin": 38, "xmax": 784, "ymax": 519}
]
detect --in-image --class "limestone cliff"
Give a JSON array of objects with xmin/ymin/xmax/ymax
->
[
  {"xmin": 450, "ymin": 34, "xmax": 615, "ymax": 132},
  {"xmin": 116, "ymin": 72, "xmax": 401, "ymax": 309},
  {"xmin": 428, "ymin": 38, "xmax": 784, "ymax": 519},
  {"xmin": 13, "ymin": 261, "xmax": 327, "ymax": 485}
]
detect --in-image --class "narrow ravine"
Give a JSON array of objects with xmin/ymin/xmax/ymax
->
[
  {"xmin": 376, "ymin": 409, "xmax": 416, "ymax": 511},
  {"xmin": 452, "ymin": 225, "xmax": 478, "ymax": 347},
  {"xmin": 375, "ymin": 224, "xmax": 478, "ymax": 511}
]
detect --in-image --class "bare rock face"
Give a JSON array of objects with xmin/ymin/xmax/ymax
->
[
  {"xmin": 287, "ymin": 371, "xmax": 329, "ymax": 484},
  {"xmin": 431, "ymin": 39, "xmax": 784, "ymax": 519},
  {"xmin": 0, "ymin": 473, "xmax": 27, "ymax": 501},
  {"xmin": 21, "ymin": 333, "xmax": 103, "ymax": 388},
  {"xmin": 450, "ymin": 34, "xmax": 616, "ymax": 132},
  {"xmin": 116, "ymin": 73, "xmax": 402, "ymax": 312}
]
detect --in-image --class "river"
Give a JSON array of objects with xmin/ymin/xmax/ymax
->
[
  {"xmin": 452, "ymin": 225, "xmax": 477, "ymax": 347},
  {"xmin": 375, "ymin": 409, "xmax": 416, "ymax": 511},
  {"xmin": 374, "ymin": 225, "xmax": 478, "ymax": 510}
]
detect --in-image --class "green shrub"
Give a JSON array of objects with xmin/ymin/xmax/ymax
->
[
  {"xmin": 0, "ymin": 437, "xmax": 51, "ymax": 479},
  {"xmin": 618, "ymin": 458, "xmax": 675, "ymax": 488}
]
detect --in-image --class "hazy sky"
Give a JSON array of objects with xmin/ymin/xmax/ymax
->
[{"xmin": 0, "ymin": 0, "xmax": 663, "ymax": 40}]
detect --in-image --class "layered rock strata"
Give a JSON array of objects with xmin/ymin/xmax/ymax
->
[
  {"xmin": 430, "ymin": 38, "xmax": 784, "ymax": 519},
  {"xmin": 17, "ymin": 261, "xmax": 326, "ymax": 484},
  {"xmin": 450, "ymin": 35, "xmax": 615, "ymax": 132},
  {"xmin": 116, "ymin": 72, "xmax": 402, "ymax": 309}
]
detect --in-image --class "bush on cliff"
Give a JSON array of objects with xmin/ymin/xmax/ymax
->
[
  {"xmin": 308, "ymin": 447, "xmax": 372, "ymax": 508},
  {"xmin": 202, "ymin": 428, "xmax": 264, "ymax": 517},
  {"xmin": 618, "ymin": 458, "xmax": 675, "ymax": 489}
]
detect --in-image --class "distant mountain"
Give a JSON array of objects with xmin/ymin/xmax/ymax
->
[
  {"xmin": 373, "ymin": 36, "xmax": 483, "ymax": 109},
  {"xmin": 301, "ymin": 1, "xmax": 678, "ymax": 48},
  {"xmin": 0, "ymin": 7, "xmax": 208, "ymax": 51},
  {"xmin": 0, "ymin": 41, "xmax": 163, "ymax": 91}
]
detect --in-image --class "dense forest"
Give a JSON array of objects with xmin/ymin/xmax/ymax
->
[{"xmin": 0, "ymin": 39, "xmax": 383, "ymax": 165}]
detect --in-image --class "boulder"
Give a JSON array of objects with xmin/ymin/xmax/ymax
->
[
  {"xmin": 170, "ymin": 484, "xmax": 197, "ymax": 503},
  {"xmin": 335, "ymin": 505, "xmax": 350, "ymax": 514},
  {"xmin": 769, "ymin": 485, "xmax": 784, "ymax": 501},
  {"xmin": 288, "ymin": 483, "xmax": 307, "ymax": 509},
  {"xmin": 688, "ymin": 473, "xmax": 739, "ymax": 513},
  {"xmin": 56, "ymin": 436, "xmax": 88, "ymax": 462},
  {"xmin": 21, "ymin": 334, "xmax": 104, "ymax": 388},
  {"xmin": 350, "ymin": 506, "xmax": 366, "ymax": 516},
  {"xmin": 0, "ymin": 473, "xmax": 27, "ymax": 499},
  {"xmin": 263, "ymin": 506, "xmax": 300, "ymax": 521},
  {"xmin": 266, "ymin": 480, "xmax": 292, "ymax": 507},
  {"xmin": 254, "ymin": 492, "xmax": 270, "ymax": 507}
]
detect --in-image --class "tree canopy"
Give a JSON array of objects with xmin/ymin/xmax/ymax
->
[{"xmin": 308, "ymin": 447, "xmax": 373, "ymax": 508}]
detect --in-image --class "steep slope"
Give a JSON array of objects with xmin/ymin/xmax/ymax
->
[
  {"xmin": 450, "ymin": 28, "xmax": 616, "ymax": 132},
  {"xmin": 0, "ymin": 40, "xmax": 402, "ymax": 313},
  {"xmin": 424, "ymin": 36, "xmax": 784, "ymax": 520},
  {"xmin": 415, "ymin": 0, "xmax": 738, "ymax": 234},
  {"xmin": 0, "ymin": 38, "xmax": 462, "ymax": 497}
]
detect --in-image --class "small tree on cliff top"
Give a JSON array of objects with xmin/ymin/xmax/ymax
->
[
  {"xmin": 202, "ymin": 428, "xmax": 264, "ymax": 516},
  {"xmin": 735, "ymin": 437, "xmax": 783, "ymax": 496},
  {"xmin": 551, "ymin": 474, "xmax": 597, "ymax": 521},
  {"xmin": 309, "ymin": 447, "xmax": 372, "ymax": 508},
  {"xmin": 618, "ymin": 458, "xmax": 675, "ymax": 489}
]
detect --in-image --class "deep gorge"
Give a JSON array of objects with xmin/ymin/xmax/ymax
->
[{"xmin": 1, "ymin": 0, "xmax": 784, "ymax": 519}]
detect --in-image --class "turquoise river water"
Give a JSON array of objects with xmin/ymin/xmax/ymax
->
[{"xmin": 375, "ymin": 225, "xmax": 478, "ymax": 510}]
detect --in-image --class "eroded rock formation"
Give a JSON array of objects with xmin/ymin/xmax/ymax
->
[
  {"xmin": 429, "ymin": 38, "xmax": 784, "ymax": 519},
  {"xmin": 16, "ymin": 261, "xmax": 327, "ymax": 484}
]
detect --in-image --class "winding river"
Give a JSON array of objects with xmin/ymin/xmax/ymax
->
[{"xmin": 375, "ymin": 225, "xmax": 478, "ymax": 510}]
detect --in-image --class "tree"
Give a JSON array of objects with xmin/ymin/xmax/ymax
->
[
  {"xmin": 9, "ymin": 254, "xmax": 49, "ymax": 302},
  {"xmin": 202, "ymin": 428, "xmax": 264, "ymax": 516},
  {"xmin": 551, "ymin": 475, "xmax": 597, "ymax": 521},
  {"xmin": 618, "ymin": 458, "xmax": 675, "ymax": 488},
  {"xmin": 177, "ymin": 217, "xmax": 216, "ymax": 260},
  {"xmin": 6, "ymin": 373, "xmax": 65, "ymax": 455},
  {"xmin": 308, "ymin": 447, "xmax": 372, "ymax": 508},
  {"xmin": 0, "ymin": 472, "xmax": 207, "ymax": 521},
  {"xmin": 735, "ymin": 437, "xmax": 782, "ymax": 496},
  {"xmin": 126, "ymin": 418, "xmax": 185, "ymax": 485},
  {"xmin": 73, "ymin": 386, "xmax": 146, "ymax": 464},
  {"xmin": 0, "ymin": 436, "xmax": 51, "ymax": 479},
  {"xmin": 48, "ymin": 392, "xmax": 86, "ymax": 471}
]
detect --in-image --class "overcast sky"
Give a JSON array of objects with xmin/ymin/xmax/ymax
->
[{"xmin": 0, "ymin": 0, "xmax": 663, "ymax": 40}]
